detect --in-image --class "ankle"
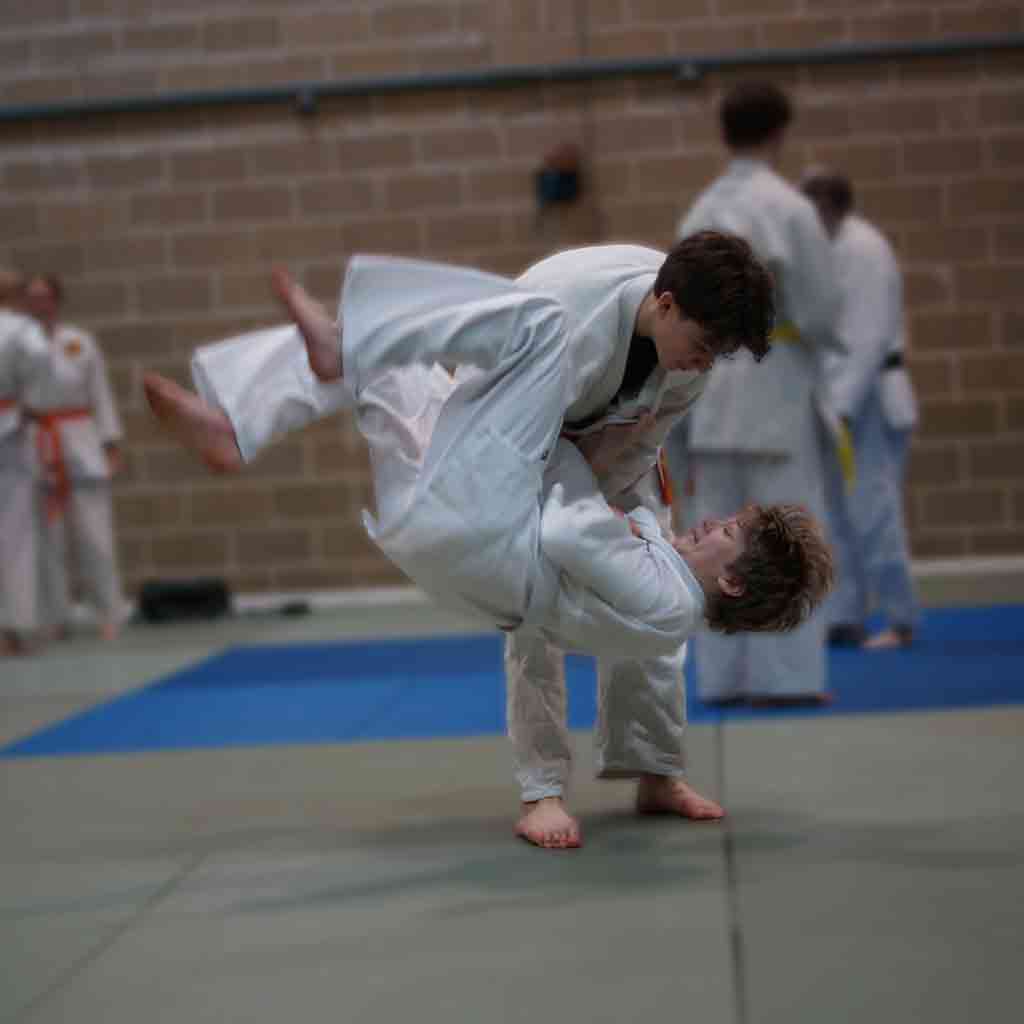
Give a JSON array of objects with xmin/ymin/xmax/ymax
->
[{"xmin": 521, "ymin": 795, "xmax": 565, "ymax": 811}]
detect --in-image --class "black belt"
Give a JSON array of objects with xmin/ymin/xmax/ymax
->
[{"xmin": 883, "ymin": 352, "xmax": 904, "ymax": 370}]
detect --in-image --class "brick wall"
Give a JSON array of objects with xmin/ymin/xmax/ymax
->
[{"xmin": 2, "ymin": 1, "xmax": 1022, "ymax": 594}]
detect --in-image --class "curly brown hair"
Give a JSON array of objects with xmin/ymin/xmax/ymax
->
[
  {"xmin": 704, "ymin": 504, "xmax": 834, "ymax": 634},
  {"xmin": 654, "ymin": 230, "xmax": 775, "ymax": 363}
]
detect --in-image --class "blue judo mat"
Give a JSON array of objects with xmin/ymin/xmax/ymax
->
[{"xmin": 3, "ymin": 604, "xmax": 1022, "ymax": 759}]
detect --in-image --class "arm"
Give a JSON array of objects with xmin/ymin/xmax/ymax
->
[
  {"xmin": 541, "ymin": 483, "xmax": 699, "ymax": 656},
  {"xmin": 86, "ymin": 335, "xmax": 124, "ymax": 475},
  {"xmin": 829, "ymin": 240, "xmax": 903, "ymax": 422},
  {"xmin": 583, "ymin": 373, "xmax": 706, "ymax": 499},
  {"xmin": 786, "ymin": 204, "xmax": 846, "ymax": 360},
  {"xmin": 87, "ymin": 336, "xmax": 122, "ymax": 445}
]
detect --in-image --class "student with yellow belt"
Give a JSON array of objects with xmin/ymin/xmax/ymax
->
[{"xmin": 667, "ymin": 81, "xmax": 846, "ymax": 705}]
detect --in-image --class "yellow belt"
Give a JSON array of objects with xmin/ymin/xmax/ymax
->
[{"xmin": 770, "ymin": 322, "xmax": 801, "ymax": 344}]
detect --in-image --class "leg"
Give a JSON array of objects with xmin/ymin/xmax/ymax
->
[
  {"xmin": 0, "ymin": 451, "xmax": 40, "ymax": 654},
  {"xmin": 144, "ymin": 373, "xmax": 243, "ymax": 474},
  {"xmin": 505, "ymin": 630, "xmax": 581, "ymax": 849},
  {"xmin": 744, "ymin": 434, "xmax": 830, "ymax": 702},
  {"xmin": 820, "ymin": 422, "xmax": 868, "ymax": 644},
  {"xmin": 689, "ymin": 452, "xmax": 748, "ymax": 702},
  {"xmin": 271, "ymin": 268, "xmax": 342, "ymax": 382},
  {"xmin": 68, "ymin": 482, "xmax": 124, "ymax": 640},
  {"xmin": 154, "ymin": 319, "xmax": 354, "ymax": 467},
  {"xmin": 37, "ymin": 485, "xmax": 72, "ymax": 637},
  {"xmin": 594, "ymin": 649, "xmax": 723, "ymax": 821},
  {"xmin": 350, "ymin": 259, "xmax": 569, "ymax": 627},
  {"xmin": 340, "ymin": 255, "xmax": 566, "ymax": 424},
  {"xmin": 854, "ymin": 405, "xmax": 919, "ymax": 649}
]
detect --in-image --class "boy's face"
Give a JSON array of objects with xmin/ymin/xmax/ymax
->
[
  {"xmin": 673, "ymin": 515, "xmax": 747, "ymax": 598},
  {"xmin": 650, "ymin": 292, "xmax": 719, "ymax": 374},
  {"xmin": 24, "ymin": 279, "xmax": 59, "ymax": 326}
]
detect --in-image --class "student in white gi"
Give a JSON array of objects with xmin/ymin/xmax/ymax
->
[
  {"xmin": 142, "ymin": 245, "xmax": 831, "ymax": 847},
  {"xmin": 141, "ymin": 233, "xmax": 776, "ymax": 847},
  {"xmin": 144, "ymin": 254, "xmax": 833, "ymax": 847},
  {"xmin": 669, "ymin": 81, "xmax": 845, "ymax": 705},
  {"xmin": 500, "ymin": 235, "xmax": 777, "ymax": 845},
  {"xmin": 189, "ymin": 234, "xmax": 778, "ymax": 849},
  {"xmin": 801, "ymin": 168, "xmax": 920, "ymax": 650},
  {"xmin": 22, "ymin": 274, "xmax": 125, "ymax": 642},
  {"xmin": 1, "ymin": 270, "xmax": 51, "ymax": 656}
]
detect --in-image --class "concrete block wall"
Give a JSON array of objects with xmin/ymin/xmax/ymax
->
[{"xmin": 1, "ymin": 0, "xmax": 1022, "ymax": 595}]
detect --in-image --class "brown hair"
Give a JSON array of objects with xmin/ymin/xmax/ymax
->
[
  {"xmin": 704, "ymin": 504, "xmax": 834, "ymax": 634},
  {"xmin": 801, "ymin": 168, "xmax": 855, "ymax": 219},
  {"xmin": 0, "ymin": 268, "xmax": 24, "ymax": 306},
  {"xmin": 720, "ymin": 81, "xmax": 792, "ymax": 150},
  {"xmin": 654, "ymin": 230, "xmax": 775, "ymax": 362},
  {"xmin": 25, "ymin": 272, "xmax": 64, "ymax": 304}
]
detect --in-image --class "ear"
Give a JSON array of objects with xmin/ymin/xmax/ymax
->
[
  {"xmin": 717, "ymin": 572, "xmax": 745, "ymax": 599},
  {"xmin": 656, "ymin": 290, "xmax": 675, "ymax": 315}
]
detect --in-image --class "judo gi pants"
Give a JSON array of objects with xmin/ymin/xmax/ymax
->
[
  {"xmin": 689, "ymin": 448, "xmax": 828, "ymax": 701},
  {"xmin": 0, "ymin": 437, "xmax": 39, "ymax": 634},
  {"xmin": 39, "ymin": 481, "xmax": 123, "ymax": 627},
  {"xmin": 506, "ymin": 467, "xmax": 688, "ymax": 802},
  {"xmin": 824, "ymin": 395, "xmax": 918, "ymax": 631}
]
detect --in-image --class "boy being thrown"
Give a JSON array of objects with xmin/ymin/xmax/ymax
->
[{"xmin": 146, "ymin": 239, "xmax": 833, "ymax": 844}]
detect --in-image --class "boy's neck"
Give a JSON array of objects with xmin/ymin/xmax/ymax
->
[
  {"xmin": 730, "ymin": 139, "xmax": 782, "ymax": 169},
  {"xmin": 633, "ymin": 292, "xmax": 657, "ymax": 338}
]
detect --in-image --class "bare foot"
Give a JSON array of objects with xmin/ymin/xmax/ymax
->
[
  {"xmin": 270, "ymin": 267, "xmax": 342, "ymax": 382},
  {"xmin": 143, "ymin": 372, "xmax": 242, "ymax": 475},
  {"xmin": 515, "ymin": 796, "xmax": 582, "ymax": 850},
  {"xmin": 635, "ymin": 775, "xmax": 724, "ymax": 821},
  {"xmin": 862, "ymin": 627, "xmax": 913, "ymax": 651},
  {"xmin": 99, "ymin": 621, "xmax": 120, "ymax": 642}
]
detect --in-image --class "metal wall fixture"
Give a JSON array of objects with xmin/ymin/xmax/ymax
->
[{"xmin": 1, "ymin": 33, "xmax": 1022, "ymax": 125}]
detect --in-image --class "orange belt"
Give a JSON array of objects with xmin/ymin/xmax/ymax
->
[
  {"xmin": 656, "ymin": 448, "xmax": 674, "ymax": 507},
  {"xmin": 29, "ymin": 407, "xmax": 92, "ymax": 520}
]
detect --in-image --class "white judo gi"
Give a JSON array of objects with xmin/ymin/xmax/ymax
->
[
  {"xmin": 671, "ymin": 157, "xmax": 843, "ymax": 701},
  {"xmin": 192, "ymin": 247, "xmax": 709, "ymax": 801},
  {"xmin": 192, "ymin": 255, "xmax": 707, "ymax": 661},
  {"xmin": 0, "ymin": 312, "xmax": 50, "ymax": 637},
  {"xmin": 822, "ymin": 214, "xmax": 919, "ymax": 633},
  {"xmin": 24, "ymin": 324, "xmax": 124, "ymax": 628},
  {"xmin": 503, "ymin": 245, "xmax": 707, "ymax": 799}
]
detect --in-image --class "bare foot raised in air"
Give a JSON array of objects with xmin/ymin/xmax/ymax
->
[
  {"xmin": 143, "ymin": 372, "xmax": 243, "ymax": 475},
  {"xmin": 516, "ymin": 796, "xmax": 582, "ymax": 850},
  {"xmin": 636, "ymin": 774, "xmax": 724, "ymax": 821},
  {"xmin": 270, "ymin": 267, "xmax": 342, "ymax": 382}
]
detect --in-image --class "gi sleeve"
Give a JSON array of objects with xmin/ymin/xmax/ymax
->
[
  {"xmin": 541, "ymin": 482, "xmax": 690, "ymax": 631},
  {"xmin": 829, "ymin": 241, "xmax": 903, "ymax": 422},
  {"xmin": 86, "ymin": 335, "xmax": 123, "ymax": 444},
  {"xmin": 786, "ymin": 204, "xmax": 846, "ymax": 360}
]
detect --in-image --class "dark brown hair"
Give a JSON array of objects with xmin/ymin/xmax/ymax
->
[
  {"xmin": 704, "ymin": 504, "xmax": 834, "ymax": 634},
  {"xmin": 0, "ymin": 268, "xmax": 25, "ymax": 306},
  {"xmin": 720, "ymin": 81, "xmax": 792, "ymax": 150},
  {"xmin": 801, "ymin": 168, "xmax": 855, "ymax": 219},
  {"xmin": 654, "ymin": 230, "xmax": 775, "ymax": 362}
]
